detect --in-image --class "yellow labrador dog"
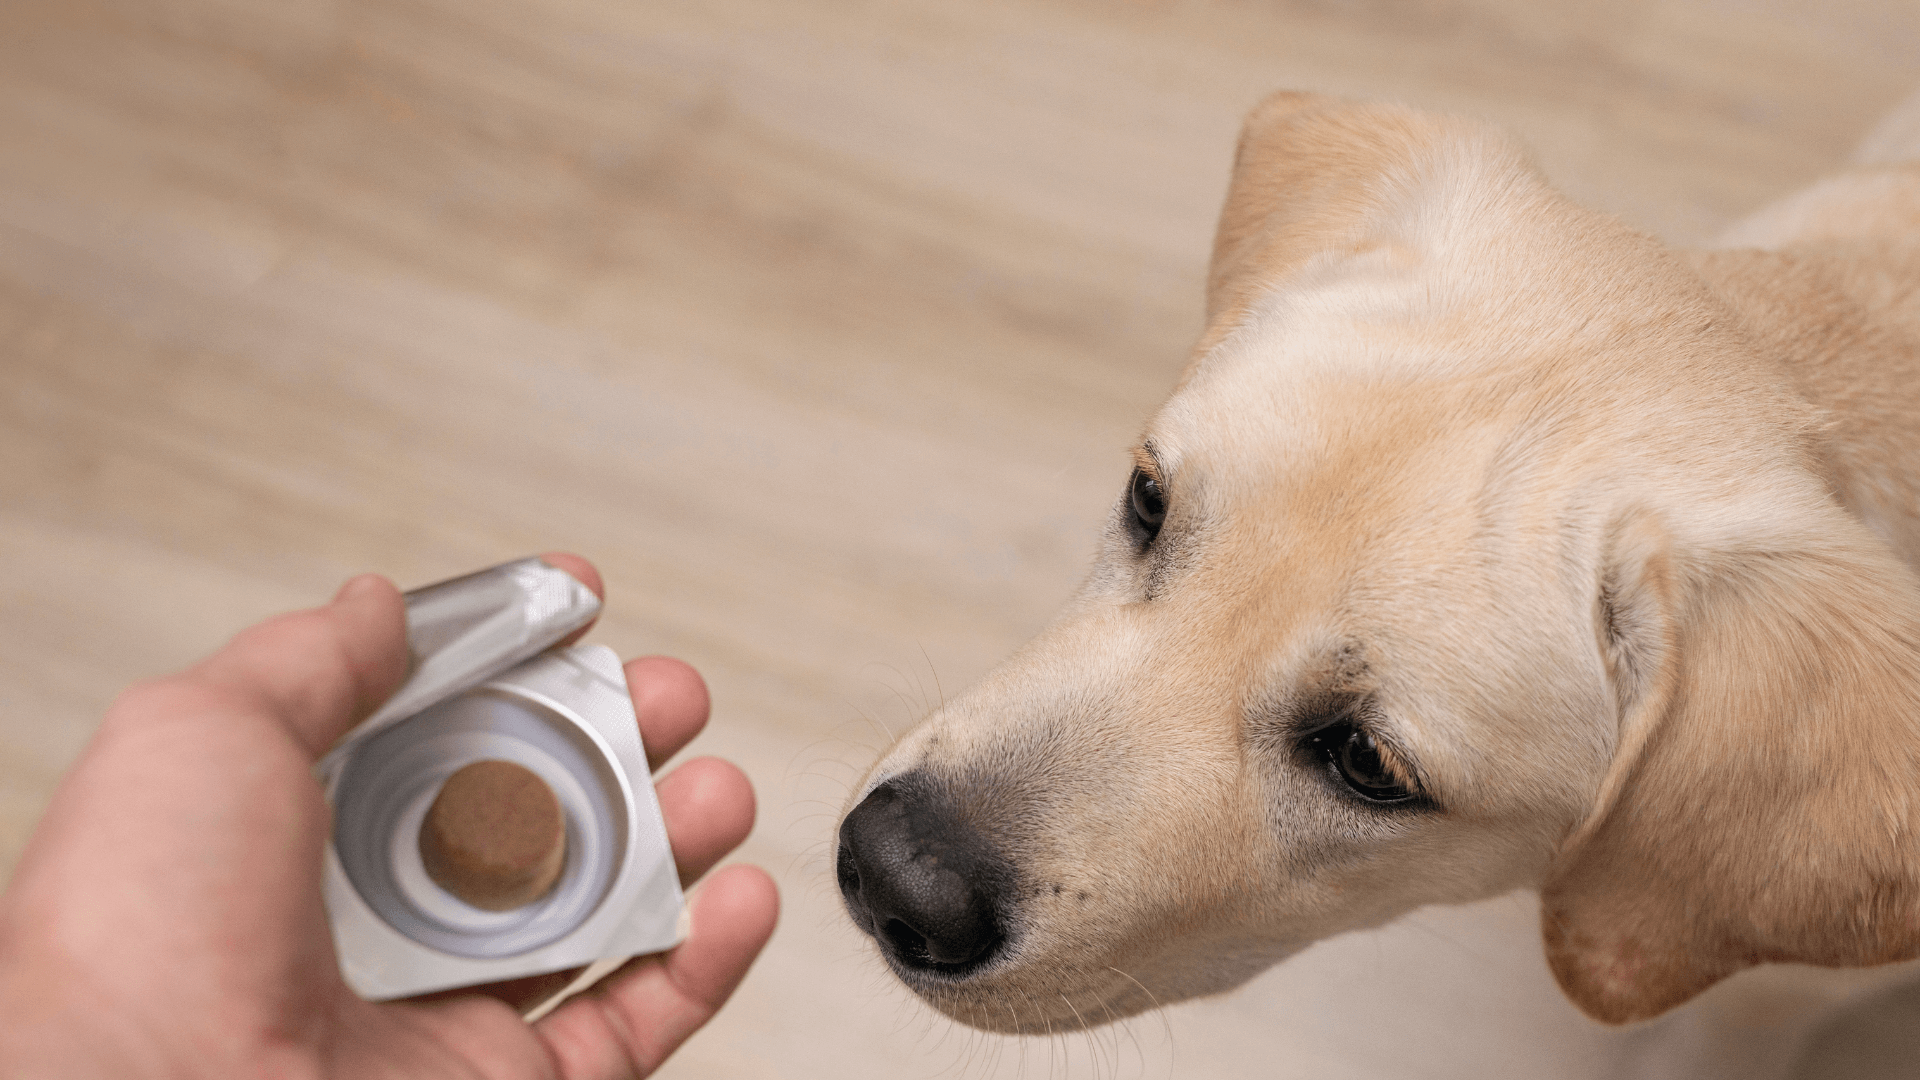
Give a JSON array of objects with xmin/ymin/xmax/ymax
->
[{"xmin": 835, "ymin": 90, "xmax": 1920, "ymax": 1030}]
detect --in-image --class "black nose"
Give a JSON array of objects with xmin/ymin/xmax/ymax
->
[{"xmin": 837, "ymin": 775, "xmax": 1010, "ymax": 973}]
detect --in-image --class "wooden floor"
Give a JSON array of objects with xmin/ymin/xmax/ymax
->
[{"xmin": 5, "ymin": 1, "xmax": 1920, "ymax": 1076}]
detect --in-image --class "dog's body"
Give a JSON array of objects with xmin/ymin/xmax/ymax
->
[{"xmin": 834, "ymin": 91, "xmax": 1920, "ymax": 1033}]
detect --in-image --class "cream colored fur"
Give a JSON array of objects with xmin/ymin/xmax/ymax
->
[{"xmin": 843, "ymin": 90, "xmax": 1920, "ymax": 1028}]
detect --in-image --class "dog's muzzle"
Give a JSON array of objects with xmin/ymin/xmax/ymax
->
[{"xmin": 836, "ymin": 773, "xmax": 1012, "ymax": 975}]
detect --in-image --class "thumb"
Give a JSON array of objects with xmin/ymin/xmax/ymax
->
[{"xmin": 191, "ymin": 573, "xmax": 410, "ymax": 758}]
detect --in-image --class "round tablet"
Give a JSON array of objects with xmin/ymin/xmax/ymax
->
[{"xmin": 419, "ymin": 760, "xmax": 567, "ymax": 911}]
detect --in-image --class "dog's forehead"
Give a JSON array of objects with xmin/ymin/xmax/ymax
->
[
  {"xmin": 1152, "ymin": 309, "xmax": 1509, "ymax": 546},
  {"xmin": 1137, "ymin": 280, "xmax": 1614, "ymax": 772},
  {"xmin": 1150, "ymin": 242, "xmax": 1537, "ymax": 479},
  {"xmin": 1183, "ymin": 268, "xmax": 1446, "ymax": 415}
]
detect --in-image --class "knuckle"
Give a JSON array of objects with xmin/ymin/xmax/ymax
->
[
  {"xmin": 210, "ymin": 608, "xmax": 365, "ymax": 713},
  {"xmin": 108, "ymin": 674, "xmax": 251, "ymax": 729}
]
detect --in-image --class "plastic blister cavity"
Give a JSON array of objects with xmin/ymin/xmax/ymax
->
[{"xmin": 318, "ymin": 558, "xmax": 686, "ymax": 1001}]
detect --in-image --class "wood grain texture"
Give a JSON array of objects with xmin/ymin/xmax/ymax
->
[{"xmin": 3, "ymin": 1, "xmax": 1919, "ymax": 1076}]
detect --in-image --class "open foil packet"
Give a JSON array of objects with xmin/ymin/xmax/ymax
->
[{"xmin": 318, "ymin": 557, "xmax": 686, "ymax": 1001}]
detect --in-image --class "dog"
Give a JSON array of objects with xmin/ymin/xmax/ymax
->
[{"xmin": 834, "ymin": 89, "xmax": 1920, "ymax": 1032}]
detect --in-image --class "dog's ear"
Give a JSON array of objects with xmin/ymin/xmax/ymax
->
[
  {"xmin": 1203, "ymin": 92, "xmax": 1539, "ymax": 331},
  {"xmin": 1542, "ymin": 508, "xmax": 1920, "ymax": 1024}
]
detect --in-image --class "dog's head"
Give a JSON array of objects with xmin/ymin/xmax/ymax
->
[{"xmin": 836, "ymin": 93, "xmax": 1920, "ymax": 1031}]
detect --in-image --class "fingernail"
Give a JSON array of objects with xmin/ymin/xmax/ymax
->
[{"xmin": 334, "ymin": 573, "xmax": 385, "ymax": 604}]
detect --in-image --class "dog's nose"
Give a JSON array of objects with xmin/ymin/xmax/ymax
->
[{"xmin": 837, "ymin": 776, "xmax": 1008, "ymax": 972}]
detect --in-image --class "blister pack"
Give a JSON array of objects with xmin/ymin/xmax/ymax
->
[{"xmin": 318, "ymin": 557, "xmax": 685, "ymax": 1000}]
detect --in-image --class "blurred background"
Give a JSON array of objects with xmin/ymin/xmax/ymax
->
[{"xmin": 4, "ymin": 1, "xmax": 1920, "ymax": 1077}]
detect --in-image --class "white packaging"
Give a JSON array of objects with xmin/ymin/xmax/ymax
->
[{"xmin": 317, "ymin": 557, "xmax": 686, "ymax": 1000}]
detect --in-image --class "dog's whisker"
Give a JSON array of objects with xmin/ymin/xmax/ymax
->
[
  {"xmin": 1027, "ymin": 987, "xmax": 1066, "ymax": 1080},
  {"xmin": 917, "ymin": 640, "xmax": 947, "ymax": 715},
  {"xmin": 1395, "ymin": 910, "xmax": 1487, "ymax": 962},
  {"xmin": 1105, "ymin": 965, "xmax": 1174, "ymax": 1080},
  {"xmin": 995, "ymin": 993, "xmax": 1026, "ymax": 1079},
  {"xmin": 1019, "ymin": 1006, "xmax": 1037, "ymax": 1080},
  {"xmin": 977, "ymin": 1006, "xmax": 1004, "ymax": 1080},
  {"xmin": 1057, "ymin": 992, "xmax": 1094, "ymax": 1078},
  {"xmin": 782, "ymin": 808, "xmax": 846, "ymax": 824},
  {"xmin": 899, "ymin": 653, "xmax": 931, "ymax": 722},
  {"xmin": 1091, "ymin": 993, "xmax": 1143, "ymax": 1080},
  {"xmin": 1088, "ymin": 992, "xmax": 1128, "ymax": 1080},
  {"xmin": 1095, "ymin": 995, "xmax": 1134, "ymax": 1080},
  {"xmin": 1086, "ymin": 994, "xmax": 1124, "ymax": 1080},
  {"xmin": 857, "ymin": 659, "xmax": 947, "ymax": 740}
]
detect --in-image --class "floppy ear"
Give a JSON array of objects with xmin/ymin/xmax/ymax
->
[
  {"xmin": 1202, "ymin": 91, "xmax": 1536, "ymax": 332},
  {"xmin": 1542, "ymin": 510, "xmax": 1920, "ymax": 1024}
]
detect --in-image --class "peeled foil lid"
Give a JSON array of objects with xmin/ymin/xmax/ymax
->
[{"xmin": 320, "ymin": 557, "xmax": 602, "ymax": 774}]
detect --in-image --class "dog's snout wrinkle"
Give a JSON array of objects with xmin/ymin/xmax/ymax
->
[{"xmin": 837, "ymin": 776, "xmax": 1011, "ymax": 974}]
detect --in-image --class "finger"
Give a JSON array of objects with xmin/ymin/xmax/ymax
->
[
  {"xmin": 186, "ymin": 573, "xmax": 409, "ymax": 757},
  {"xmin": 656, "ymin": 757, "xmax": 756, "ymax": 887},
  {"xmin": 628, "ymin": 657, "xmax": 710, "ymax": 770},
  {"xmin": 530, "ymin": 561, "xmax": 712, "ymax": 770},
  {"xmin": 539, "ymin": 552, "xmax": 605, "ymax": 647},
  {"xmin": 536, "ymin": 864, "xmax": 779, "ymax": 1080}
]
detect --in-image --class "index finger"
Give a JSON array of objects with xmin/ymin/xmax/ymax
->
[
  {"xmin": 537, "ymin": 554, "xmax": 710, "ymax": 768},
  {"xmin": 538, "ymin": 552, "xmax": 604, "ymax": 646}
]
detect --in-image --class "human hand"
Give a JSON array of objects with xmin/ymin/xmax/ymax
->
[{"xmin": 0, "ymin": 555, "xmax": 777, "ymax": 1078}]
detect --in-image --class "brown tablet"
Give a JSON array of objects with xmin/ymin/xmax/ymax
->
[{"xmin": 419, "ymin": 760, "xmax": 567, "ymax": 911}]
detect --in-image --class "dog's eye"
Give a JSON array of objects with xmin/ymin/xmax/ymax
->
[
  {"xmin": 1310, "ymin": 721, "xmax": 1417, "ymax": 804},
  {"xmin": 1127, "ymin": 468, "xmax": 1167, "ymax": 545}
]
